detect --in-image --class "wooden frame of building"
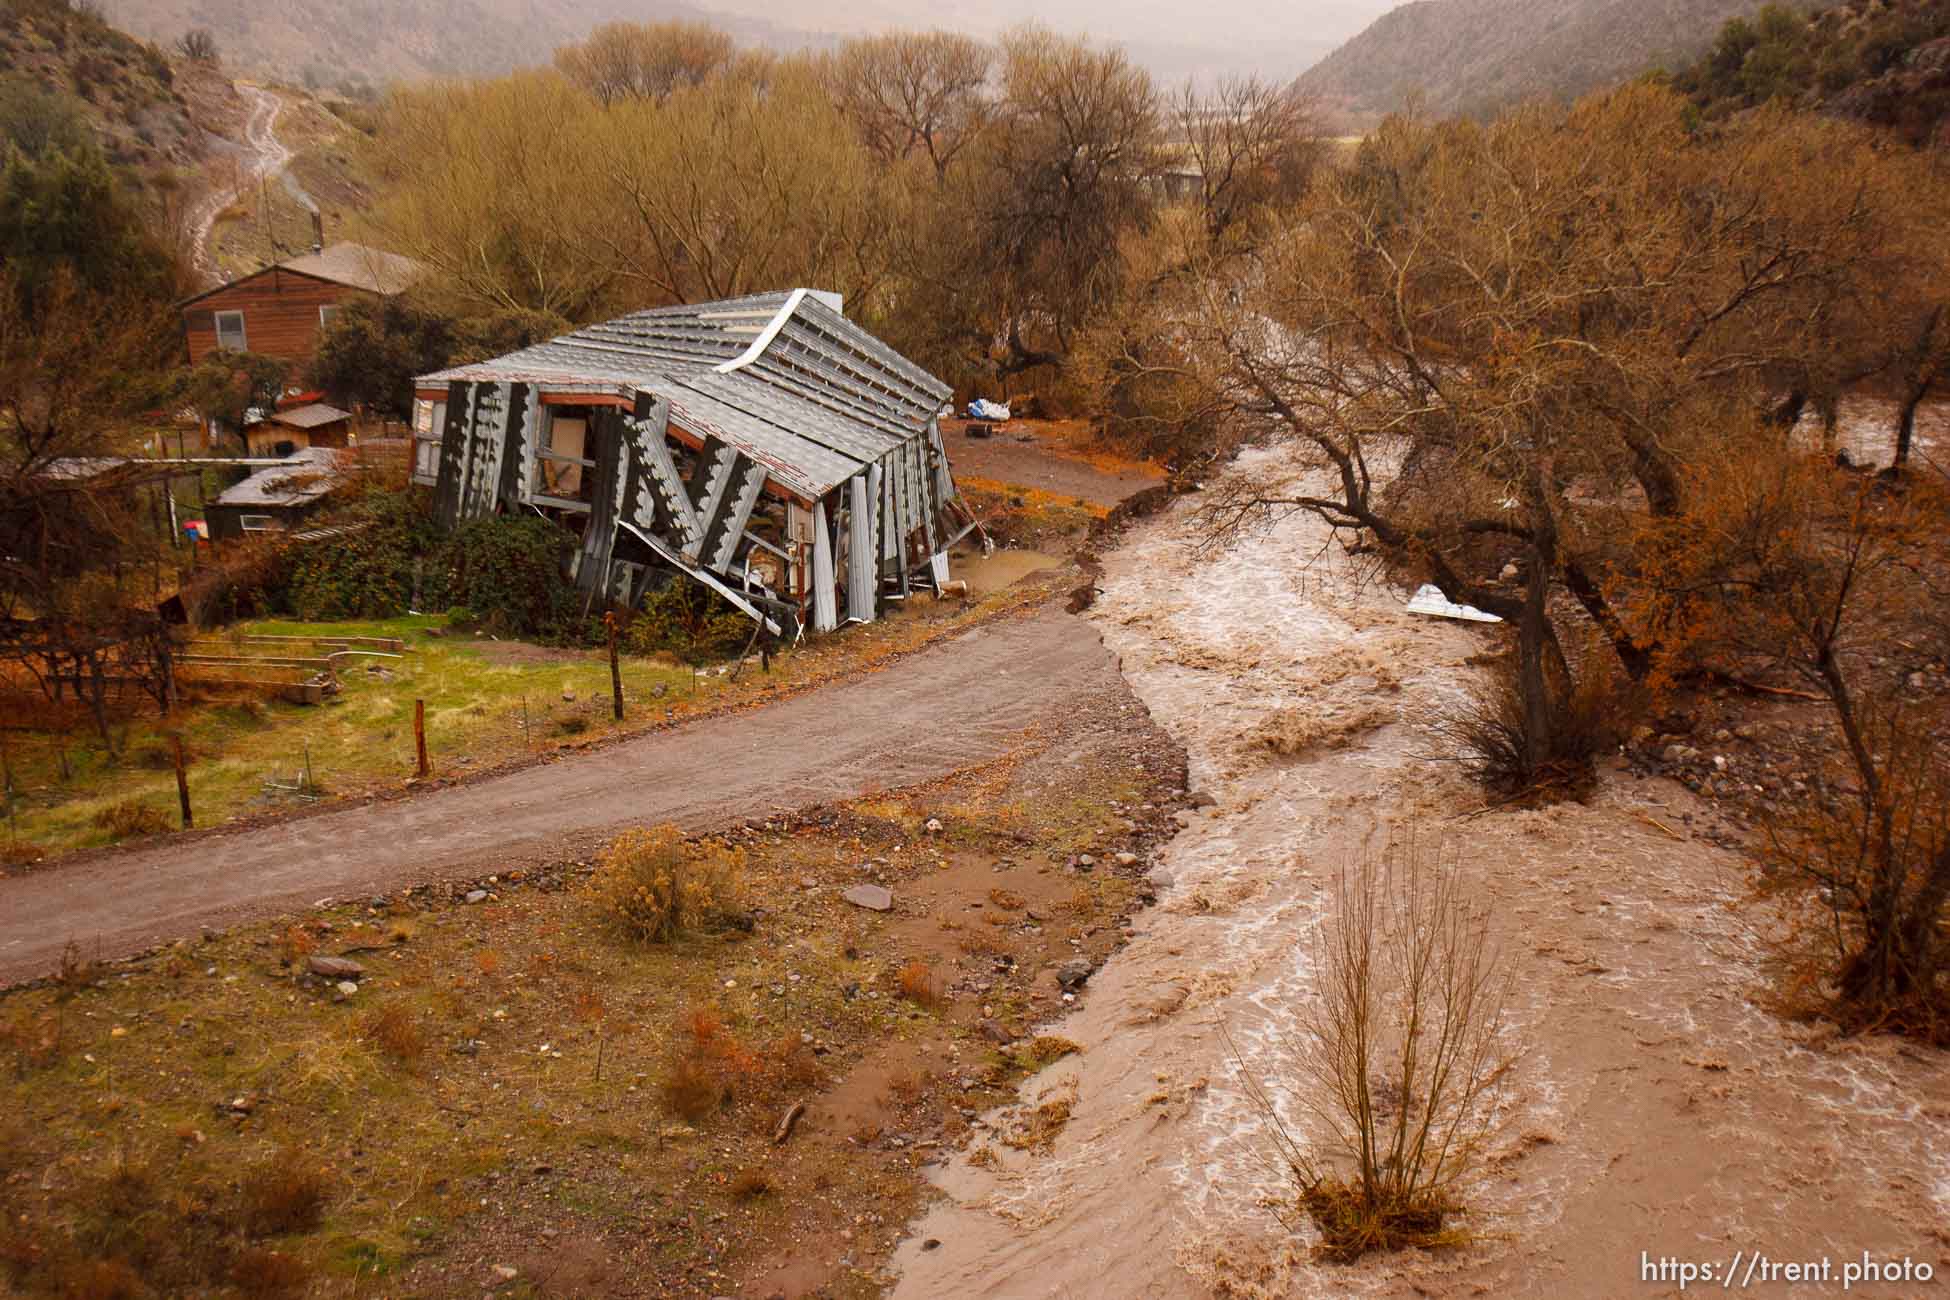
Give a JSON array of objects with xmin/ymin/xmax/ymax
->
[{"xmin": 413, "ymin": 290, "xmax": 981, "ymax": 640}]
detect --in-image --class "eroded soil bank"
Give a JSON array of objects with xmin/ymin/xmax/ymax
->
[{"xmin": 892, "ymin": 448, "xmax": 1950, "ymax": 1299}]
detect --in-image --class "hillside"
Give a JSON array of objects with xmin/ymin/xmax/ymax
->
[
  {"xmin": 0, "ymin": 0, "xmax": 201, "ymax": 182},
  {"xmin": 1296, "ymin": 0, "xmax": 1792, "ymax": 125},
  {"xmin": 97, "ymin": 0, "xmax": 827, "ymax": 97},
  {"xmin": 1676, "ymin": 0, "xmax": 1950, "ymax": 146}
]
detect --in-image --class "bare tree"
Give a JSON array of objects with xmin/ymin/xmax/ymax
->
[
  {"xmin": 554, "ymin": 21, "xmax": 734, "ymax": 107},
  {"xmin": 943, "ymin": 26, "xmax": 1163, "ymax": 379},
  {"xmin": 822, "ymin": 32, "xmax": 993, "ymax": 181},
  {"xmin": 1172, "ymin": 77, "xmax": 1323, "ymax": 240}
]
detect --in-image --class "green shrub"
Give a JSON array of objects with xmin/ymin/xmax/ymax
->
[
  {"xmin": 281, "ymin": 491, "xmax": 577, "ymax": 640},
  {"xmin": 443, "ymin": 513, "xmax": 578, "ymax": 638},
  {"xmin": 625, "ymin": 575, "xmax": 752, "ymax": 664}
]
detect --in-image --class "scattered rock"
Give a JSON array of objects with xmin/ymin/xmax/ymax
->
[
  {"xmin": 1114, "ymin": 852, "xmax": 1138, "ymax": 867},
  {"xmin": 1187, "ymin": 790, "xmax": 1218, "ymax": 809},
  {"xmin": 492, "ymin": 1264, "xmax": 518, "ymax": 1282},
  {"xmin": 464, "ymin": 889, "xmax": 488, "ymax": 904},
  {"xmin": 1055, "ymin": 959, "xmax": 1093, "ymax": 992},
  {"xmin": 978, "ymin": 1018, "xmax": 1014, "ymax": 1044},
  {"xmin": 924, "ymin": 817, "xmax": 943, "ymax": 834},
  {"xmin": 1499, "ymin": 561, "xmax": 1520, "ymax": 581},
  {"xmin": 334, "ymin": 980, "xmax": 359, "ymax": 997},
  {"xmin": 842, "ymin": 884, "xmax": 894, "ymax": 912},
  {"xmin": 306, "ymin": 955, "xmax": 365, "ymax": 980},
  {"xmin": 923, "ymin": 1238, "xmax": 942, "ymax": 1251}
]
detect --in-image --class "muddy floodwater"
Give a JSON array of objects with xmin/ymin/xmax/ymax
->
[{"xmin": 892, "ymin": 448, "xmax": 1950, "ymax": 1299}]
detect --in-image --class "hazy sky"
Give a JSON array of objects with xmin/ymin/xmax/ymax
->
[{"xmin": 701, "ymin": 0, "xmax": 1401, "ymax": 77}]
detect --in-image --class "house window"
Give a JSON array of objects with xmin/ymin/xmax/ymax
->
[
  {"xmin": 319, "ymin": 305, "xmax": 340, "ymax": 329},
  {"xmin": 214, "ymin": 310, "xmax": 247, "ymax": 352},
  {"xmin": 411, "ymin": 398, "xmax": 445, "ymax": 483},
  {"xmin": 239, "ymin": 514, "xmax": 281, "ymax": 532}
]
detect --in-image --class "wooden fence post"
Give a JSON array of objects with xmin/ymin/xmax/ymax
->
[
  {"xmin": 606, "ymin": 614, "xmax": 623, "ymax": 721},
  {"xmin": 414, "ymin": 699, "xmax": 430, "ymax": 778},
  {"xmin": 172, "ymin": 734, "xmax": 192, "ymax": 829}
]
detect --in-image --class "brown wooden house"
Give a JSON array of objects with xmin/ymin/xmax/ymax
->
[{"xmin": 179, "ymin": 242, "xmax": 428, "ymax": 368}]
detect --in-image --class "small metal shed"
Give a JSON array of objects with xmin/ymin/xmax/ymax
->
[{"xmin": 412, "ymin": 289, "xmax": 980, "ymax": 639}]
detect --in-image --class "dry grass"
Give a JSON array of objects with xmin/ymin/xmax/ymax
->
[
  {"xmin": 728, "ymin": 1168, "xmax": 774, "ymax": 1201},
  {"xmin": 0, "ymin": 728, "xmax": 1168, "ymax": 1295},
  {"xmin": 1442, "ymin": 645, "xmax": 1626, "ymax": 797},
  {"xmin": 228, "ymin": 1247, "xmax": 311, "ymax": 1299},
  {"xmin": 239, "ymin": 1149, "xmax": 330, "ymax": 1238},
  {"xmin": 89, "ymin": 799, "xmax": 172, "ymax": 841},
  {"xmin": 360, "ymin": 1002, "xmax": 425, "ymax": 1064},
  {"xmin": 1015, "ymin": 1035, "xmax": 1082, "ymax": 1069},
  {"xmin": 1002, "ymin": 1088, "xmax": 1076, "ymax": 1151},
  {"xmin": 895, "ymin": 958, "xmax": 943, "ymax": 1008}
]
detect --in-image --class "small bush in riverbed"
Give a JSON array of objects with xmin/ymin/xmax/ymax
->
[
  {"xmin": 589, "ymin": 824, "xmax": 743, "ymax": 943},
  {"xmin": 1236, "ymin": 833, "xmax": 1514, "ymax": 1263}
]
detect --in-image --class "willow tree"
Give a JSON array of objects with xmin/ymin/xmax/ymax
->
[
  {"xmin": 589, "ymin": 59, "xmax": 905, "ymax": 311},
  {"xmin": 553, "ymin": 20, "xmax": 735, "ymax": 107},
  {"xmin": 364, "ymin": 70, "xmax": 617, "ymax": 321}
]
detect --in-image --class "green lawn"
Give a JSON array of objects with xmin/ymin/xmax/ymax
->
[{"xmin": 1, "ymin": 582, "xmax": 1051, "ymax": 863}]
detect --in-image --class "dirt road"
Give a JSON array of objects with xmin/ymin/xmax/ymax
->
[
  {"xmin": 184, "ymin": 84, "xmax": 291, "ymax": 285},
  {"xmin": 892, "ymin": 450, "xmax": 1950, "ymax": 1298},
  {"xmin": 0, "ymin": 607, "xmax": 1108, "ymax": 986}
]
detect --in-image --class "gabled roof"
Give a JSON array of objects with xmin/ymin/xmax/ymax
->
[
  {"xmin": 420, "ymin": 290, "xmax": 953, "ymax": 501},
  {"xmin": 279, "ymin": 243, "xmax": 427, "ymax": 296},
  {"xmin": 181, "ymin": 242, "xmax": 429, "ymax": 307}
]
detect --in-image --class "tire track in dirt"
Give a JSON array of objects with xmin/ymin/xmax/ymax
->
[{"xmin": 0, "ymin": 607, "xmax": 1111, "ymax": 986}]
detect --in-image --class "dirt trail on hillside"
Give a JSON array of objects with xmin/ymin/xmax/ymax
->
[
  {"xmin": 185, "ymin": 84, "xmax": 290, "ymax": 285},
  {"xmin": 0, "ymin": 608, "xmax": 1111, "ymax": 986},
  {"xmin": 891, "ymin": 449, "xmax": 1950, "ymax": 1299}
]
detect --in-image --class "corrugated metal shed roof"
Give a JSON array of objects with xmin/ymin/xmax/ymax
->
[
  {"xmin": 214, "ymin": 448, "xmax": 343, "ymax": 508},
  {"xmin": 259, "ymin": 403, "xmax": 352, "ymax": 431},
  {"xmin": 421, "ymin": 290, "xmax": 952, "ymax": 499}
]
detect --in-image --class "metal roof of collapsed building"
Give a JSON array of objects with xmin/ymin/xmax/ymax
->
[{"xmin": 421, "ymin": 289, "xmax": 952, "ymax": 502}]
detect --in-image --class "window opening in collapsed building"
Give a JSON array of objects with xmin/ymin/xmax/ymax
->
[{"xmin": 533, "ymin": 408, "xmax": 594, "ymax": 510}]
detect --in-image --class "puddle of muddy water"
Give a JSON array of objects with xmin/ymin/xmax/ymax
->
[
  {"xmin": 891, "ymin": 447, "xmax": 1950, "ymax": 1300},
  {"xmin": 952, "ymin": 547, "xmax": 1065, "ymax": 597}
]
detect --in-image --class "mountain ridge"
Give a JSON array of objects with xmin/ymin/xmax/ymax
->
[{"xmin": 1296, "ymin": 0, "xmax": 1793, "ymax": 125}]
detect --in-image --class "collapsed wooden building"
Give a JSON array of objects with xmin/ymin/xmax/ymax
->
[{"xmin": 412, "ymin": 290, "xmax": 979, "ymax": 640}]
